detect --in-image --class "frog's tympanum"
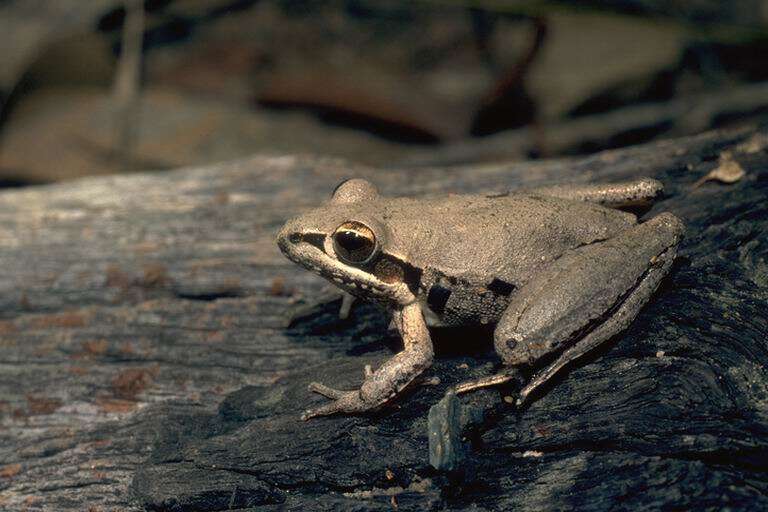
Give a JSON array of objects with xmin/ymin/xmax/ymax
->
[{"xmin": 277, "ymin": 178, "xmax": 683, "ymax": 420}]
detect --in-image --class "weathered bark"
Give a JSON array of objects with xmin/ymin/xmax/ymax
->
[{"xmin": 1, "ymin": 126, "xmax": 767, "ymax": 511}]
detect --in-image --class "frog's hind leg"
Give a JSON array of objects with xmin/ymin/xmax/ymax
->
[
  {"xmin": 515, "ymin": 245, "xmax": 674, "ymax": 406},
  {"xmin": 493, "ymin": 212, "xmax": 683, "ymax": 406},
  {"xmin": 529, "ymin": 178, "xmax": 663, "ymax": 208}
]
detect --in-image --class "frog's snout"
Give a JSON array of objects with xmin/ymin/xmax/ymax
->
[
  {"xmin": 276, "ymin": 219, "xmax": 328, "ymax": 267},
  {"xmin": 276, "ymin": 221, "xmax": 297, "ymax": 254},
  {"xmin": 276, "ymin": 219, "xmax": 307, "ymax": 263}
]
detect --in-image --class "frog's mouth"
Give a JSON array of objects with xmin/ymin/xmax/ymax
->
[{"xmin": 277, "ymin": 229, "xmax": 415, "ymax": 305}]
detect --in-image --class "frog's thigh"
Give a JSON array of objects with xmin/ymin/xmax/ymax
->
[{"xmin": 495, "ymin": 213, "xmax": 683, "ymax": 400}]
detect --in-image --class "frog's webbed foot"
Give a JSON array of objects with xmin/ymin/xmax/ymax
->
[
  {"xmin": 302, "ymin": 364, "xmax": 383, "ymax": 419},
  {"xmin": 302, "ymin": 386, "xmax": 368, "ymax": 420},
  {"xmin": 307, "ymin": 382, "xmax": 347, "ymax": 400},
  {"xmin": 301, "ymin": 303, "xmax": 434, "ymax": 420}
]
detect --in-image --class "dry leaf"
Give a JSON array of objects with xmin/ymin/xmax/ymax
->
[{"xmin": 693, "ymin": 151, "xmax": 746, "ymax": 188}]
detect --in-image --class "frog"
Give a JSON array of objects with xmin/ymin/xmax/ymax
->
[{"xmin": 277, "ymin": 177, "xmax": 684, "ymax": 420}]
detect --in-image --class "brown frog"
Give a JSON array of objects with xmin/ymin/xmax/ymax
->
[{"xmin": 277, "ymin": 178, "xmax": 683, "ymax": 419}]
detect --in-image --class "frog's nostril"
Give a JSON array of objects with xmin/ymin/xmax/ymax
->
[
  {"xmin": 289, "ymin": 233, "xmax": 301, "ymax": 244},
  {"xmin": 506, "ymin": 339, "xmax": 517, "ymax": 351}
]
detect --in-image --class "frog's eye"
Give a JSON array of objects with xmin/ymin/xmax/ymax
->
[{"xmin": 332, "ymin": 221, "xmax": 378, "ymax": 265}]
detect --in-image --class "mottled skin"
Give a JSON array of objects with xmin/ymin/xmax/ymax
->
[{"xmin": 277, "ymin": 178, "xmax": 684, "ymax": 420}]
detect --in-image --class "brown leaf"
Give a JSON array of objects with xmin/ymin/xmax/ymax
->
[{"xmin": 693, "ymin": 151, "xmax": 746, "ymax": 188}]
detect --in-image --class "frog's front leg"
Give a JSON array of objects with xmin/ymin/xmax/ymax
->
[
  {"xmin": 302, "ymin": 302, "xmax": 434, "ymax": 420},
  {"xmin": 494, "ymin": 212, "xmax": 684, "ymax": 406}
]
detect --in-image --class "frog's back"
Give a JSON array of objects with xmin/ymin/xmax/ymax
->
[{"xmin": 383, "ymin": 193, "xmax": 636, "ymax": 288}]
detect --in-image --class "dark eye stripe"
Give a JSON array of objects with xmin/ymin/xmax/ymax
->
[
  {"xmin": 376, "ymin": 254, "xmax": 423, "ymax": 295},
  {"xmin": 301, "ymin": 233, "xmax": 326, "ymax": 250}
]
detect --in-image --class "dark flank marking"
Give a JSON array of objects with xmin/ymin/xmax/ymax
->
[
  {"xmin": 486, "ymin": 190, "xmax": 510, "ymax": 198},
  {"xmin": 427, "ymin": 285, "xmax": 452, "ymax": 314},
  {"xmin": 378, "ymin": 254, "xmax": 423, "ymax": 295},
  {"xmin": 373, "ymin": 258, "xmax": 404, "ymax": 283},
  {"xmin": 301, "ymin": 233, "xmax": 326, "ymax": 250},
  {"xmin": 403, "ymin": 262, "xmax": 423, "ymax": 295},
  {"xmin": 488, "ymin": 278, "xmax": 515, "ymax": 296}
]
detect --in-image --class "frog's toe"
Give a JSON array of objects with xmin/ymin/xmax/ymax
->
[
  {"xmin": 301, "ymin": 406, "xmax": 328, "ymax": 421},
  {"xmin": 307, "ymin": 382, "xmax": 346, "ymax": 399},
  {"xmin": 301, "ymin": 390, "xmax": 367, "ymax": 420}
]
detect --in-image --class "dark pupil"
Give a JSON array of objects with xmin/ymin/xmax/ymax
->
[{"xmin": 334, "ymin": 230, "xmax": 374, "ymax": 263}]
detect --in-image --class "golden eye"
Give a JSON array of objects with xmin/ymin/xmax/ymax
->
[{"xmin": 332, "ymin": 221, "xmax": 377, "ymax": 265}]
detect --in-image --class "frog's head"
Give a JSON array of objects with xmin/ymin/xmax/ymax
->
[{"xmin": 277, "ymin": 178, "xmax": 417, "ymax": 306}]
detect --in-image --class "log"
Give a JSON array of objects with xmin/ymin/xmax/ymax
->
[
  {"xmin": 1, "ymin": 126, "xmax": 767, "ymax": 511},
  {"xmin": 400, "ymin": 81, "xmax": 768, "ymax": 167}
]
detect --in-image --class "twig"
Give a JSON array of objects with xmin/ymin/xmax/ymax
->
[{"xmin": 112, "ymin": 0, "xmax": 145, "ymax": 170}]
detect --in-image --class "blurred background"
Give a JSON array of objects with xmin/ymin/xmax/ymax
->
[{"xmin": 2, "ymin": 0, "xmax": 768, "ymax": 186}]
